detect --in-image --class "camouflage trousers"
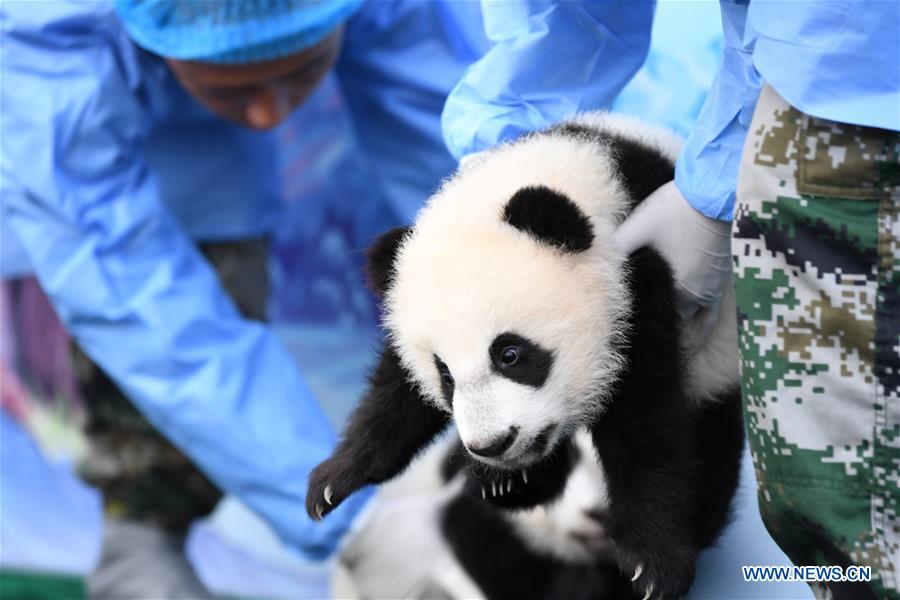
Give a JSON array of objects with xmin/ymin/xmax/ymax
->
[
  {"xmin": 733, "ymin": 84, "xmax": 900, "ymax": 599},
  {"xmin": 74, "ymin": 239, "xmax": 270, "ymax": 533}
]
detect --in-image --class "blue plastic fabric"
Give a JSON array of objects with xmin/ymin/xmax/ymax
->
[
  {"xmin": 338, "ymin": 0, "xmax": 490, "ymax": 221},
  {"xmin": 442, "ymin": 0, "xmax": 655, "ymax": 161},
  {"xmin": 0, "ymin": 0, "xmax": 485, "ymax": 560},
  {"xmin": 674, "ymin": 0, "xmax": 761, "ymax": 221},
  {"xmin": 443, "ymin": 0, "xmax": 900, "ymax": 221},
  {"xmin": 609, "ymin": 1, "xmax": 723, "ymax": 139},
  {"xmin": 750, "ymin": 1, "xmax": 900, "ymax": 134},
  {"xmin": 115, "ymin": 0, "xmax": 362, "ymax": 64}
]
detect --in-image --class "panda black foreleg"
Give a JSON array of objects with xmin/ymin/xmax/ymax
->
[
  {"xmin": 593, "ymin": 247, "xmax": 700, "ymax": 598},
  {"xmin": 593, "ymin": 412, "xmax": 697, "ymax": 599},
  {"xmin": 306, "ymin": 343, "xmax": 450, "ymax": 521}
]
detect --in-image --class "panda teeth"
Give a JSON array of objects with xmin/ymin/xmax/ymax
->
[
  {"xmin": 323, "ymin": 485, "xmax": 333, "ymax": 506},
  {"xmin": 522, "ymin": 470, "xmax": 528, "ymax": 484},
  {"xmin": 631, "ymin": 565, "xmax": 643, "ymax": 581}
]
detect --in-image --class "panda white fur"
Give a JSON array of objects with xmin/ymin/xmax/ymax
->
[{"xmin": 308, "ymin": 112, "xmax": 745, "ymax": 599}]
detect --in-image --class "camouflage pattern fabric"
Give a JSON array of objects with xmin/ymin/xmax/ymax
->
[
  {"xmin": 733, "ymin": 84, "xmax": 900, "ymax": 599},
  {"xmin": 74, "ymin": 239, "xmax": 270, "ymax": 533}
]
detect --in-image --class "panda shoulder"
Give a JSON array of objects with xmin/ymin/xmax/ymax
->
[
  {"xmin": 551, "ymin": 112, "xmax": 682, "ymax": 209},
  {"xmin": 562, "ymin": 111, "xmax": 683, "ymax": 162}
]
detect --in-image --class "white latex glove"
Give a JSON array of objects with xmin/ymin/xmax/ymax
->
[{"xmin": 613, "ymin": 181, "xmax": 732, "ymax": 351}]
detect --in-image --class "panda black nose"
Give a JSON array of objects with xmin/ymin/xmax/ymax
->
[{"xmin": 468, "ymin": 426, "xmax": 519, "ymax": 458}]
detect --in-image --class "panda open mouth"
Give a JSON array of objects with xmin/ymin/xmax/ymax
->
[{"xmin": 460, "ymin": 433, "xmax": 576, "ymax": 510}]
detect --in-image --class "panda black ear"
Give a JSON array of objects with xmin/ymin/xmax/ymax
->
[
  {"xmin": 365, "ymin": 226, "xmax": 412, "ymax": 296},
  {"xmin": 502, "ymin": 185, "xmax": 594, "ymax": 253}
]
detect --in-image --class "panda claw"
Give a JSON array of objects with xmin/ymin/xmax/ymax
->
[
  {"xmin": 632, "ymin": 564, "xmax": 643, "ymax": 581},
  {"xmin": 323, "ymin": 485, "xmax": 333, "ymax": 506},
  {"xmin": 641, "ymin": 583, "xmax": 653, "ymax": 600},
  {"xmin": 481, "ymin": 485, "xmax": 487, "ymax": 499},
  {"xmin": 315, "ymin": 503, "xmax": 324, "ymax": 521},
  {"xmin": 507, "ymin": 478, "xmax": 513, "ymax": 493},
  {"xmin": 491, "ymin": 481, "xmax": 497, "ymax": 497},
  {"xmin": 522, "ymin": 470, "xmax": 528, "ymax": 484}
]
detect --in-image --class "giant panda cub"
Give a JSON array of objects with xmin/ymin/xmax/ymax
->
[{"xmin": 307, "ymin": 112, "xmax": 745, "ymax": 599}]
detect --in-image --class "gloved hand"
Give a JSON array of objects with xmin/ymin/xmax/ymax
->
[{"xmin": 613, "ymin": 181, "xmax": 732, "ymax": 352}]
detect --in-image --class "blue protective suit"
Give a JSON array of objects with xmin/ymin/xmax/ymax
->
[
  {"xmin": 0, "ymin": 0, "xmax": 488, "ymax": 560},
  {"xmin": 443, "ymin": 0, "xmax": 900, "ymax": 220}
]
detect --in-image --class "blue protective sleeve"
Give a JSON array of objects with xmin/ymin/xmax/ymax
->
[
  {"xmin": 673, "ymin": 0, "xmax": 761, "ymax": 222},
  {"xmin": 675, "ymin": 1, "xmax": 762, "ymax": 220},
  {"xmin": 442, "ymin": 0, "xmax": 655, "ymax": 160},
  {"xmin": 666, "ymin": 1, "xmax": 898, "ymax": 221},
  {"xmin": 0, "ymin": 4, "xmax": 370, "ymax": 559}
]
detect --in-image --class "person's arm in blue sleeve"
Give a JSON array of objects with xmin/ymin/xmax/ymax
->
[
  {"xmin": 674, "ymin": 1, "xmax": 762, "ymax": 221},
  {"xmin": 442, "ymin": 0, "xmax": 656, "ymax": 160},
  {"xmin": 616, "ymin": 2, "xmax": 762, "ymax": 347},
  {"xmin": 0, "ymin": 18, "xmax": 370, "ymax": 560}
]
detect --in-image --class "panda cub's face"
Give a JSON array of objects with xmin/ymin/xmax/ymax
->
[
  {"xmin": 431, "ymin": 328, "xmax": 562, "ymax": 467},
  {"xmin": 382, "ymin": 137, "xmax": 630, "ymax": 471}
]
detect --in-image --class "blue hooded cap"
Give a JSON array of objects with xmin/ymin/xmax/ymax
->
[{"xmin": 115, "ymin": 0, "xmax": 362, "ymax": 64}]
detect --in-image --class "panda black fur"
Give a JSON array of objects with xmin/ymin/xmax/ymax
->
[{"xmin": 308, "ymin": 112, "xmax": 745, "ymax": 599}]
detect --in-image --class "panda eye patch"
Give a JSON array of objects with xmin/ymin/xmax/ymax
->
[
  {"xmin": 433, "ymin": 354, "xmax": 455, "ymax": 405},
  {"xmin": 489, "ymin": 333, "xmax": 554, "ymax": 388}
]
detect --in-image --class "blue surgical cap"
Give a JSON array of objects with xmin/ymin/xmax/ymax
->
[{"xmin": 115, "ymin": 0, "xmax": 362, "ymax": 64}]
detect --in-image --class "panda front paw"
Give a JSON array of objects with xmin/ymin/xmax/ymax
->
[
  {"xmin": 306, "ymin": 456, "xmax": 362, "ymax": 521},
  {"xmin": 618, "ymin": 544, "xmax": 695, "ymax": 600}
]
